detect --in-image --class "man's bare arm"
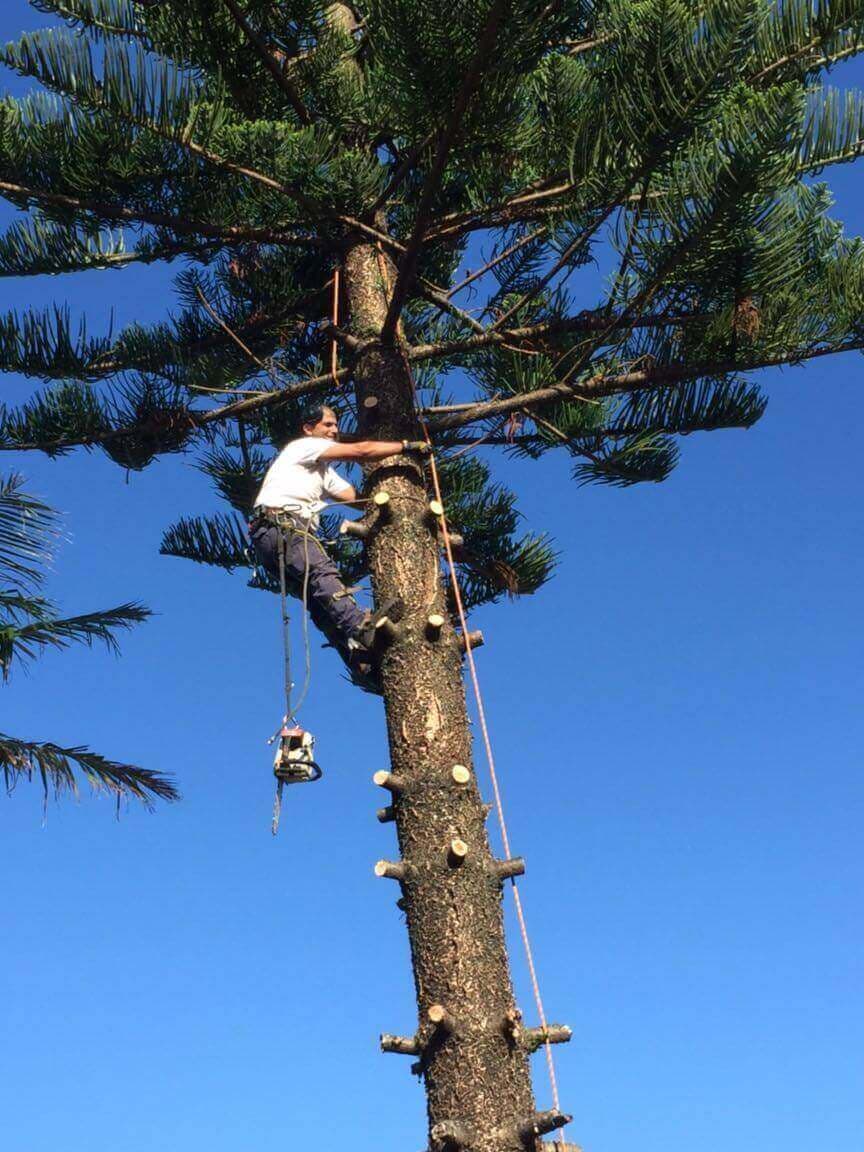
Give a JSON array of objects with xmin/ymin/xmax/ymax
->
[{"xmin": 320, "ymin": 440, "xmax": 406, "ymax": 462}]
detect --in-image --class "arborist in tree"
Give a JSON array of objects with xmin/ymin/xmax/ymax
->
[{"xmin": 249, "ymin": 402, "xmax": 430, "ymax": 677}]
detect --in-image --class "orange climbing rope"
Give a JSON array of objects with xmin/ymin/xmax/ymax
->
[{"xmin": 374, "ymin": 244, "xmax": 567, "ymax": 1144}]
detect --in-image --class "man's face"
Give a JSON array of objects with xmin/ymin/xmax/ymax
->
[{"xmin": 304, "ymin": 409, "xmax": 339, "ymax": 440}]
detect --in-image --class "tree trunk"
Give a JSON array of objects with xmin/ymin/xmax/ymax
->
[{"xmin": 343, "ymin": 239, "xmax": 562, "ymax": 1152}]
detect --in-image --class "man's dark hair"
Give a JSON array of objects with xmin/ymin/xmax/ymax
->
[{"xmin": 298, "ymin": 402, "xmax": 335, "ymax": 432}]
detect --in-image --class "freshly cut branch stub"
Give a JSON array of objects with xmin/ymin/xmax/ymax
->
[
  {"xmin": 451, "ymin": 764, "xmax": 471, "ymax": 785},
  {"xmin": 427, "ymin": 1003, "xmax": 456, "ymax": 1035},
  {"xmin": 373, "ymin": 490, "xmax": 392, "ymax": 519},
  {"xmin": 430, "ymin": 1120, "xmax": 471, "ymax": 1150},
  {"xmin": 372, "ymin": 770, "xmax": 405, "ymax": 793},
  {"xmin": 457, "ymin": 629, "xmax": 485, "ymax": 653},
  {"xmin": 448, "ymin": 838, "xmax": 469, "ymax": 865},
  {"xmin": 374, "ymin": 859, "xmax": 406, "ymax": 881},
  {"xmin": 339, "ymin": 518, "xmax": 370, "ymax": 539},
  {"xmin": 380, "ymin": 1032, "xmax": 421, "ymax": 1056},
  {"xmin": 515, "ymin": 1109, "xmax": 572, "ymax": 1141},
  {"xmin": 439, "ymin": 531, "xmax": 464, "ymax": 550},
  {"xmin": 426, "ymin": 613, "xmax": 446, "ymax": 639},
  {"xmin": 376, "ymin": 805, "xmax": 395, "ymax": 823},
  {"xmin": 374, "ymin": 615, "xmax": 401, "ymax": 645},
  {"xmin": 492, "ymin": 856, "xmax": 525, "ymax": 880},
  {"xmin": 522, "ymin": 1023, "xmax": 573, "ymax": 1053}
]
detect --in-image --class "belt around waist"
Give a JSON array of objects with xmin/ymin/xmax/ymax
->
[{"xmin": 252, "ymin": 507, "xmax": 313, "ymax": 527}]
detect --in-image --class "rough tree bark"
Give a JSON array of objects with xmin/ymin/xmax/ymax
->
[{"xmin": 342, "ymin": 238, "xmax": 570, "ymax": 1152}]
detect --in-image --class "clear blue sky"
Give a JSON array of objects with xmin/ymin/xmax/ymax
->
[{"xmin": 2, "ymin": 6, "xmax": 862, "ymax": 1152}]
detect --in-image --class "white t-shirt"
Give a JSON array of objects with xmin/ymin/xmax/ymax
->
[{"xmin": 254, "ymin": 436, "xmax": 352, "ymax": 527}]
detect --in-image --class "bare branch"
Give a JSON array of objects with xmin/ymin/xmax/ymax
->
[
  {"xmin": 445, "ymin": 227, "xmax": 548, "ymax": 299},
  {"xmin": 425, "ymin": 342, "xmax": 864, "ymax": 433},
  {"xmin": 418, "ymin": 285, "xmax": 486, "ymax": 334},
  {"xmin": 406, "ymin": 307, "xmax": 696, "ymax": 361}
]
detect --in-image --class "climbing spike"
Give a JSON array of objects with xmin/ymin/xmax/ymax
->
[
  {"xmin": 451, "ymin": 764, "xmax": 471, "ymax": 785},
  {"xmin": 339, "ymin": 518, "xmax": 370, "ymax": 540},
  {"xmin": 374, "ymin": 859, "xmax": 406, "ymax": 881},
  {"xmin": 373, "ymin": 770, "xmax": 405, "ymax": 794},
  {"xmin": 380, "ymin": 1032, "xmax": 421, "ymax": 1055},
  {"xmin": 448, "ymin": 838, "xmax": 469, "ymax": 865},
  {"xmin": 492, "ymin": 856, "xmax": 525, "ymax": 881},
  {"xmin": 425, "ymin": 613, "xmax": 446, "ymax": 639},
  {"xmin": 457, "ymin": 629, "xmax": 484, "ymax": 653},
  {"xmin": 515, "ymin": 1110, "xmax": 572, "ymax": 1142}
]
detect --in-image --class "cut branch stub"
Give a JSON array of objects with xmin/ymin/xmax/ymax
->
[
  {"xmin": 374, "ymin": 615, "xmax": 402, "ymax": 646},
  {"xmin": 427, "ymin": 1003, "xmax": 456, "ymax": 1037},
  {"xmin": 457, "ymin": 629, "xmax": 485, "ymax": 653},
  {"xmin": 373, "ymin": 489, "xmax": 392, "ymax": 520},
  {"xmin": 363, "ymin": 395, "xmax": 379, "ymax": 418},
  {"xmin": 430, "ymin": 1120, "xmax": 472, "ymax": 1150},
  {"xmin": 451, "ymin": 764, "xmax": 471, "ymax": 785},
  {"xmin": 339, "ymin": 517, "xmax": 370, "ymax": 540},
  {"xmin": 502, "ymin": 1006, "xmax": 523, "ymax": 1046},
  {"xmin": 374, "ymin": 859, "xmax": 407, "ymax": 881},
  {"xmin": 426, "ymin": 613, "xmax": 446, "ymax": 639},
  {"xmin": 521, "ymin": 1024, "xmax": 573, "ymax": 1054},
  {"xmin": 380, "ymin": 1032, "xmax": 421, "ymax": 1056},
  {"xmin": 439, "ymin": 530, "xmax": 464, "ymax": 550},
  {"xmin": 376, "ymin": 804, "xmax": 395, "ymax": 823},
  {"xmin": 492, "ymin": 856, "xmax": 525, "ymax": 881},
  {"xmin": 373, "ymin": 770, "xmax": 406, "ymax": 794},
  {"xmin": 448, "ymin": 838, "xmax": 469, "ymax": 866},
  {"xmin": 514, "ymin": 1109, "xmax": 572, "ymax": 1142},
  {"xmin": 428, "ymin": 498, "xmax": 445, "ymax": 521}
]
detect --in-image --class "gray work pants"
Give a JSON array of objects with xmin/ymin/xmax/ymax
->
[{"xmin": 250, "ymin": 515, "xmax": 366, "ymax": 649}]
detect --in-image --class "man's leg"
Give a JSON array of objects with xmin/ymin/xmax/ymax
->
[
  {"xmin": 251, "ymin": 520, "xmax": 366, "ymax": 646},
  {"xmin": 287, "ymin": 529, "xmax": 368, "ymax": 644}
]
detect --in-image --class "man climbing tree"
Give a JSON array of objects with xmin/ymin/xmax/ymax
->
[
  {"xmin": 2, "ymin": 3, "xmax": 864, "ymax": 1150},
  {"xmin": 249, "ymin": 400, "xmax": 428, "ymax": 680}
]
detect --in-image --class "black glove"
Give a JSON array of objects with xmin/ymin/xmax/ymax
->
[{"xmin": 402, "ymin": 439, "xmax": 432, "ymax": 457}]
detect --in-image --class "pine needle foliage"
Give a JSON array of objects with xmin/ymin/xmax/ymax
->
[
  {"xmin": 2, "ymin": 0, "xmax": 864, "ymax": 619},
  {"xmin": 0, "ymin": 471, "xmax": 177, "ymax": 808}
]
